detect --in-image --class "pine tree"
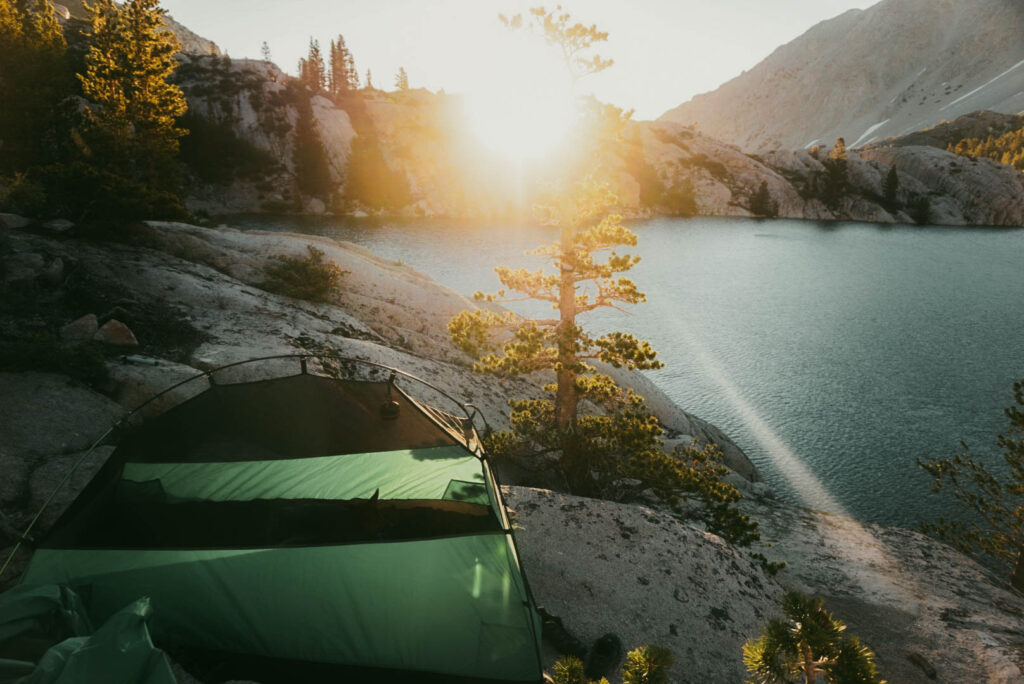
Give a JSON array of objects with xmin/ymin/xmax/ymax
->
[
  {"xmin": 882, "ymin": 166, "xmax": 899, "ymax": 211},
  {"xmin": 743, "ymin": 591, "xmax": 884, "ymax": 684},
  {"xmin": 919, "ymin": 379, "xmax": 1024, "ymax": 589},
  {"xmin": 328, "ymin": 34, "xmax": 358, "ymax": 96},
  {"xmin": 448, "ymin": 7, "xmax": 662, "ymax": 495},
  {"xmin": 345, "ymin": 43, "xmax": 359, "ymax": 89},
  {"xmin": 327, "ymin": 40, "xmax": 336, "ymax": 94},
  {"xmin": 292, "ymin": 90, "xmax": 332, "ymax": 199},
  {"xmin": 394, "ymin": 66, "xmax": 409, "ymax": 91},
  {"xmin": 298, "ymin": 38, "xmax": 325, "ymax": 91},
  {"xmin": 621, "ymin": 646, "xmax": 674, "ymax": 684},
  {"xmin": 750, "ymin": 180, "xmax": 778, "ymax": 218},
  {"xmin": 260, "ymin": 40, "xmax": 271, "ymax": 62},
  {"xmin": 78, "ymin": 0, "xmax": 187, "ymax": 185},
  {"xmin": 947, "ymin": 116, "xmax": 1024, "ymax": 171},
  {"xmin": 0, "ymin": 0, "xmax": 70, "ymax": 172},
  {"xmin": 820, "ymin": 137, "xmax": 848, "ymax": 210},
  {"xmin": 830, "ymin": 137, "xmax": 847, "ymax": 161},
  {"xmin": 365, "ymin": 68, "xmax": 373, "ymax": 90}
]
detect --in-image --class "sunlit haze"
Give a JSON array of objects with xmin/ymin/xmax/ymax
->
[
  {"xmin": 463, "ymin": 32, "xmax": 575, "ymax": 161},
  {"xmin": 159, "ymin": 0, "xmax": 872, "ymax": 120}
]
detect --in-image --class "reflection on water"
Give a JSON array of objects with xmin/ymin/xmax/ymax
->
[{"xmin": 228, "ymin": 214, "xmax": 1024, "ymax": 528}]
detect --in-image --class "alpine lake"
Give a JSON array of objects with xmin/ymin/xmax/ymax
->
[{"xmin": 229, "ymin": 214, "xmax": 1024, "ymax": 530}]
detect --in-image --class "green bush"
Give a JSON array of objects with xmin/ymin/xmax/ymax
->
[
  {"xmin": 551, "ymin": 656, "xmax": 598, "ymax": 684},
  {"xmin": 743, "ymin": 591, "xmax": 883, "ymax": 684},
  {"xmin": 261, "ymin": 245, "xmax": 347, "ymax": 303},
  {"xmin": 550, "ymin": 645, "xmax": 673, "ymax": 684},
  {"xmin": 622, "ymin": 646, "xmax": 674, "ymax": 684},
  {"xmin": 660, "ymin": 180, "xmax": 697, "ymax": 216},
  {"xmin": 6, "ymin": 162, "xmax": 188, "ymax": 223}
]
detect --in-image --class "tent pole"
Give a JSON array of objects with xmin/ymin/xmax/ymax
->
[{"xmin": 0, "ymin": 424, "xmax": 117, "ymax": 581}]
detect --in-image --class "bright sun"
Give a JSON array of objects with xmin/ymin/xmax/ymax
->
[{"xmin": 463, "ymin": 39, "xmax": 576, "ymax": 163}]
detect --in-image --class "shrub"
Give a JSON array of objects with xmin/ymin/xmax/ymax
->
[
  {"xmin": 743, "ymin": 591, "xmax": 883, "ymax": 684},
  {"xmin": 550, "ymin": 645, "xmax": 673, "ymax": 684},
  {"xmin": 261, "ymin": 245, "xmax": 347, "ymax": 303},
  {"xmin": 749, "ymin": 180, "xmax": 779, "ymax": 218},
  {"xmin": 918, "ymin": 379, "xmax": 1024, "ymax": 588},
  {"xmin": 622, "ymin": 646, "xmax": 674, "ymax": 684},
  {"xmin": 551, "ymin": 656, "xmax": 599, "ymax": 684},
  {"xmin": 8, "ymin": 162, "xmax": 188, "ymax": 223},
  {"xmin": 661, "ymin": 180, "xmax": 697, "ymax": 216}
]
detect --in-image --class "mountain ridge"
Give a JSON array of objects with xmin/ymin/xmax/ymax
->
[{"xmin": 660, "ymin": 0, "xmax": 1024, "ymax": 152}]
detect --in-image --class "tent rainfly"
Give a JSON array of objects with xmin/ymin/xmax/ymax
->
[{"xmin": 16, "ymin": 359, "xmax": 544, "ymax": 683}]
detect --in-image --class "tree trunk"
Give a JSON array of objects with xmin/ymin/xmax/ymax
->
[
  {"xmin": 555, "ymin": 220, "xmax": 582, "ymax": 491},
  {"xmin": 1012, "ymin": 547, "xmax": 1024, "ymax": 593},
  {"xmin": 800, "ymin": 642, "xmax": 817, "ymax": 684}
]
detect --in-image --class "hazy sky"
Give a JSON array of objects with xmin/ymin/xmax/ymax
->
[{"xmin": 160, "ymin": 0, "xmax": 873, "ymax": 120}]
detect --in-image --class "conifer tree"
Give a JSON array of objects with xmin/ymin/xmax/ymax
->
[
  {"xmin": 743, "ymin": 591, "xmax": 884, "ymax": 684},
  {"xmin": 365, "ymin": 68, "xmax": 373, "ymax": 90},
  {"xmin": 621, "ymin": 646, "xmax": 674, "ymax": 684},
  {"xmin": 292, "ymin": 91, "xmax": 332, "ymax": 199},
  {"xmin": 328, "ymin": 34, "xmax": 358, "ymax": 96},
  {"xmin": 78, "ymin": 0, "xmax": 187, "ymax": 186},
  {"xmin": 327, "ymin": 39, "xmax": 337, "ymax": 94},
  {"xmin": 448, "ymin": 7, "xmax": 662, "ymax": 495},
  {"xmin": 345, "ymin": 43, "xmax": 359, "ymax": 90},
  {"xmin": 919, "ymin": 379, "xmax": 1024, "ymax": 590},
  {"xmin": 882, "ymin": 166, "xmax": 899, "ymax": 211},
  {"xmin": 0, "ymin": 0, "xmax": 70, "ymax": 171},
  {"xmin": 448, "ymin": 6, "xmax": 765, "ymax": 549},
  {"xmin": 298, "ymin": 38, "xmax": 325, "ymax": 91},
  {"xmin": 394, "ymin": 66, "xmax": 409, "ymax": 91},
  {"xmin": 820, "ymin": 136, "xmax": 848, "ymax": 210},
  {"xmin": 260, "ymin": 40, "xmax": 271, "ymax": 62},
  {"xmin": 947, "ymin": 117, "xmax": 1024, "ymax": 171},
  {"xmin": 750, "ymin": 180, "xmax": 778, "ymax": 218}
]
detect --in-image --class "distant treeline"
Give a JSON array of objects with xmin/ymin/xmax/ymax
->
[
  {"xmin": 947, "ymin": 116, "xmax": 1024, "ymax": 171},
  {"xmin": 0, "ymin": 0, "xmax": 189, "ymax": 221}
]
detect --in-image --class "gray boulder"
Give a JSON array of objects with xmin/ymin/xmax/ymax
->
[
  {"xmin": 505, "ymin": 486, "xmax": 782, "ymax": 682},
  {"xmin": 0, "ymin": 372, "xmax": 124, "ymax": 510},
  {"xmin": 94, "ymin": 319, "xmax": 139, "ymax": 347},
  {"xmin": 60, "ymin": 314, "xmax": 98, "ymax": 341},
  {"xmin": 0, "ymin": 213, "xmax": 30, "ymax": 229},
  {"xmin": 2, "ymin": 252, "xmax": 45, "ymax": 284}
]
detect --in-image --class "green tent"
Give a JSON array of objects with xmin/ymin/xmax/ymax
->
[{"xmin": 17, "ymin": 360, "xmax": 543, "ymax": 683}]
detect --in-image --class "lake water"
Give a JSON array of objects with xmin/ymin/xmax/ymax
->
[{"xmin": 229, "ymin": 214, "xmax": 1024, "ymax": 528}]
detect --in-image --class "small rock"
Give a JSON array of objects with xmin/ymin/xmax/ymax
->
[
  {"xmin": 94, "ymin": 319, "xmax": 138, "ymax": 347},
  {"xmin": 0, "ymin": 213, "xmax": 30, "ymax": 229},
  {"xmin": 42, "ymin": 257, "xmax": 64, "ymax": 285},
  {"xmin": 907, "ymin": 652, "xmax": 938, "ymax": 679},
  {"xmin": 61, "ymin": 313, "xmax": 98, "ymax": 341},
  {"xmin": 305, "ymin": 197, "xmax": 326, "ymax": 215},
  {"xmin": 2, "ymin": 252, "xmax": 45, "ymax": 283},
  {"xmin": 41, "ymin": 218, "xmax": 74, "ymax": 233}
]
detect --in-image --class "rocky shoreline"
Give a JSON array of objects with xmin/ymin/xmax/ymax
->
[{"xmin": 2, "ymin": 216, "xmax": 1023, "ymax": 681}]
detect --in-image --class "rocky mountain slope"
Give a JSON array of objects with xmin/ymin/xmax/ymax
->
[
  {"xmin": 660, "ymin": 0, "xmax": 1024, "ymax": 152},
  {"xmin": 641, "ymin": 119, "xmax": 1024, "ymax": 225},
  {"xmin": 2, "ymin": 218, "xmax": 1023, "ymax": 681},
  {"xmin": 56, "ymin": 0, "xmax": 220, "ymax": 55},
  {"xmin": 94, "ymin": 2, "xmax": 1018, "ymax": 227},
  {"xmin": 171, "ymin": 58, "xmax": 1024, "ymax": 226}
]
